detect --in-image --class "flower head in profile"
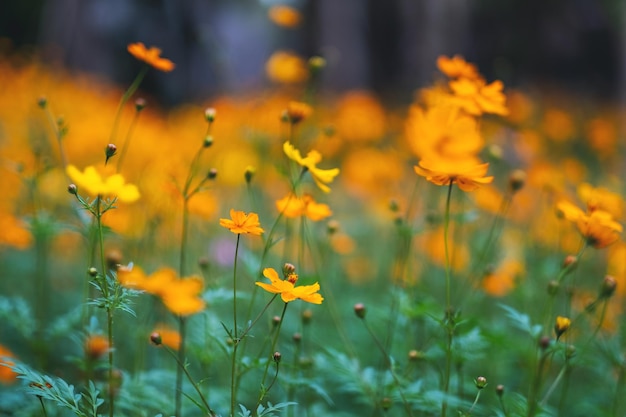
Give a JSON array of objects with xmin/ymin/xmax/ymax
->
[
  {"xmin": 127, "ymin": 42, "xmax": 175, "ymax": 72},
  {"xmin": 554, "ymin": 316, "xmax": 571, "ymax": 340},
  {"xmin": 556, "ymin": 200, "xmax": 622, "ymax": 249},
  {"xmin": 437, "ymin": 55, "xmax": 480, "ymax": 80},
  {"xmin": 219, "ymin": 209, "xmax": 264, "ymax": 235},
  {"xmin": 118, "ymin": 266, "xmax": 205, "ymax": 316},
  {"xmin": 448, "ymin": 78, "xmax": 509, "ymax": 116},
  {"xmin": 67, "ymin": 165, "xmax": 140, "ymax": 203},
  {"xmin": 276, "ymin": 193, "xmax": 332, "ymax": 221},
  {"xmin": 283, "ymin": 141, "xmax": 340, "ymax": 193},
  {"xmin": 256, "ymin": 267, "xmax": 323, "ymax": 304},
  {"xmin": 286, "ymin": 101, "xmax": 313, "ymax": 124},
  {"xmin": 414, "ymin": 159, "xmax": 493, "ymax": 192}
]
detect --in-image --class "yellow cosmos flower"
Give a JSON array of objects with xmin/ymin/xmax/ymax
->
[
  {"xmin": 286, "ymin": 101, "xmax": 313, "ymax": 124},
  {"xmin": 276, "ymin": 193, "xmax": 332, "ymax": 221},
  {"xmin": 66, "ymin": 165, "xmax": 140, "ymax": 203},
  {"xmin": 283, "ymin": 141, "xmax": 340, "ymax": 193},
  {"xmin": 219, "ymin": 209, "xmax": 265, "ymax": 235},
  {"xmin": 127, "ymin": 42, "xmax": 175, "ymax": 72},
  {"xmin": 268, "ymin": 5, "xmax": 302, "ymax": 28},
  {"xmin": 556, "ymin": 201, "xmax": 622, "ymax": 249},
  {"xmin": 448, "ymin": 78, "xmax": 509, "ymax": 116},
  {"xmin": 256, "ymin": 267, "xmax": 323, "ymax": 304},
  {"xmin": 436, "ymin": 55, "xmax": 480, "ymax": 80},
  {"xmin": 118, "ymin": 266, "xmax": 205, "ymax": 316},
  {"xmin": 414, "ymin": 159, "xmax": 493, "ymax": 192}
]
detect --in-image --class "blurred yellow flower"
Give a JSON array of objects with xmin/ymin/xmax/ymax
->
[
  {"xmin": 268, "ymin": 5, "xmax": 302, "ymax": 28},
  {"xmin": 286, "ymin": 101, "xmax": 312, "ymax": 124},
  {"xmin": 414, "ymin": 159, "xmax": 493, "ymax": 192},
  {"xmin": 405, "ymin": 104, "xmax": 483, "ymax": 161},
  {"xmin": 542, "ymin": 108, "xmax": 574, "ymax": 142},
  {"xmin": 554, "ymin": 316, "xmax": 571, "ymax": 339},
  {"xmin": 448, "ymin": 78, "xmax": 509, "ymax": 116},
  {"xmin": 266, "ymin": 51, "xmax": 308, "ymax": 84},
  {"xmin": 557, "ymin": 200, "xmax": 622, "ymax": 249},
  {"xmin": 283, "ymin": 141, "xmax": 340, "ymax": 193},
  {"xmin": 127, "ymin": 42, "xmax": 175, "ymax": 72},
  {"xmin": 219, "ymin": 209, "xmax": 264, "ymax": 235},
  {"xmin": 276, "ymin": 193, "xmax": 332, "ymax": 221},
  {"xmin": 66, "ymin": 165, "xmax": 140, "ymax": 203},
  {"xmin": 256, "ymin": 267, "xmax": 323, "ymax": 304},
  {"xmin": 118, "ymin": 266, "xmax": 205, "ymax": 316},
  {"xmin": 0, "ymin": 213, "xmax": 32, "ymax": 249},
  {"xmin": 436, "ymin": 55, "xmax": 480, "ymax": 80},
  {"xmin": 577, "ymin": 183, "xmax": 623, "ymax": 219},
  {"xmin": 152, "ymin": 326, "xmax": 181, "ymax": 350}
]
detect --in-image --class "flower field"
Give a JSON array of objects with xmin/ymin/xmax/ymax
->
[{"xmin": 1, "ymin": 18, "xmax": 626, "ymax": 417}]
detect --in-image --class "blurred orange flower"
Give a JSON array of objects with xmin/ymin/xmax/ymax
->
[
  {"xmin": 67, "ymin": 165, "xmax": 140, "ymax": 203},
  {"xmin": 414, "ymin": 159, "xmax": 493, "ymax": 192},
  {"xmin": 0, "ymin": 213, "xmax": 32, "ymax": 249},
  {"xmin": 276, "ymin": 193, "xmax": 332, "ymax": 221},
  {"xmin": 286, "ymin": 101, "xmax": 312, "ymax": 124},
  {"xmin": 0, "ymin": 344, "xmax": 17, "ymax": 384},
  {"xmin": 436, "ymin": 55, "xmax": 480, "ymax": 80},
  {"xmin": 283, "ymin": 141, "xmax": 340, "ymax": 193},
  {"xmin": 266, "ymin": 51, "xmax": 308, "ymax": 84},
  {"xmin": 268, "ymin": 5, "xmax": 302, "ymax": 28},
  {"xmin": 85, "ymin": 335, "xmax": 109, "ymax": 359},
  {"xmin": 127, "ymin": 42, "xmax": 175, "ymax": 72},
  {"xmin": 256, "ymin": 267, "xmax": 323, "ymax": 304},
  {"xmin": 557, "ymin": 201, "xmax": 622, "ymax": 249},
  {"xmin": 448, "ymin": 78, "xmax": 509, "ymax": 116},
  {"xmin": 577, "ymin": 183, "xmax": 623, "ymax": 219},
  {"xmin": 152, "ymin": 326, "xmax": 181, "ymax": 350},
  {"xmin": 219, "ymin": 209, "xmax": 264, "ymax": 235},
  {"xmin": 118, "ymin": 266, "xmax": 205, "ymax": 316}
]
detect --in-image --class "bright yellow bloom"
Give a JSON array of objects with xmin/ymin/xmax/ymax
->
[
  {"xmin": 219, "ymin": 209, "xmax": 264, "ymax": 235},
  {"xmin": 414, "ymin": 159, "xmax": 493, "ymax": 192},
  {"xmin": 437, "ymin": 55, "xmax": 480, "ymax": 80},
  {"xmin": 118, "ymin": 266, "xmax": 205, "ymax": 316},
  {"xmin": 283, "ymin": 141, "xmax": 340, "ymax": 193},
  {"xmin": 256, "ymin": 267, "xmax": 323, "ymax": 304},
  {"xmin": 66, "ymin": 165, "xmax": 140, "ymax": 203},
  {"xmin": 268, "ymin": 5, "xmax": 302, "ymax": 28},
  {"xmin": 265, "ymin": 51, "xmax": 308, "ymax": 84},
  {"xmin": 127, "ymin": 42, "xmax": 175, "ymax": 72},
  {"xmin": 556, "ymin": 201, "xmax": 622, "ymax": 249},
  {"xmin": 276, "ymin": 193, "xmax": 332, "ymax": 221},
  {"xmin": 448, "ymin": 78, "xmax": 509, "ymax": 116},
  {"xmin": 554, "ymin": 316, "xmax": 571, "ymax": 339}
]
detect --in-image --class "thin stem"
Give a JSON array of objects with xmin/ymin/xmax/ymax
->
[
  {"xmin": 230, "ymin": 233, "xmax": 242, "ymax": 417},
  {"xmin": 38, "ymin": 396, "xmax": 49, "ymax": 417},
  {"xmin": 443, "ymin": 180, "xmax": 453, "ymax": 311},
  {"xmin": 612, "ymin": 362, "xmax": 625, "ymax": 417},
  {"xmin": 163, "ymin": 344, "xmax": 217, "ymax": 417},
  {"xmin": 467, "ymin": 390, "xmax": 482, "ymax": 415},
  {"xmin": 175, "ymin": 316, "xmax": 187, "ymax": 417},
  {"xmin": 108, "ymin": 67, "xmax": 148, "ymax": 145},
  {"xmin": 116, "ymin": 105, "xmax": 143, "ymax": 172},
  {"xmin": 441, "ymin": 180, "xmax": 454, "ymax": 417},
  {"xmin": 527, "ymin": 352, "xmax": 549, "ymax": 417},
  {"xmin": 540, "ymin": 360, "xmax": 568, "ymax": 406}
]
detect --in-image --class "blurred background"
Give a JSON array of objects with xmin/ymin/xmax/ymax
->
[{"xmin": 1, "ymin": 0, "xmax": 625, "ymax": 106}]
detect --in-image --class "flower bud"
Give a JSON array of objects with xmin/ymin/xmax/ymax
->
[
  {"xmin": 105, "ymin": 144, "xmax": 117, "ymax": 164},
  {"xmin": 600, "ymin": 275, "xmax": 617, "ymax": 299},
  {"xmin": 272, "ymin": 315, "xmax": 281, "ymax": 326},
  {"xmin": 203, "ymin": 135, "xmax": 214, "ymax": 148},
  {"xmin": 308, "ymin": 56, "xmax": 326, "ymax": 74},
  {"xmin": 547, "ymin": 280, "xmax": 559, "ymax": 296},
  {"xmin": 68, "ymin": 184, "xmax": 78, "ymax": 195},
  {"xmin": 327, "ymin": 220, "xmax": 340, "ymax": 235},
  {"xmin": 354, "ymin": 303, "xmax": 366, "ymax": 319},
  {"xmin": 85, "ymin": 335, "xmax": 110, "ymax": 359},
  {"xmin": 283, "ymin": 263, "xmax": 296, "ymax": 277},
  {"xmin": 273, "ymin": 351, "xmax": 282, "ymax": 363},
  {"xmin": 496, "ymin": 384, "xmax": 505, "ymax": 397},
  {"xmin": 106, "ymin": 249, "xmax": 123, "ymax": 271},
  {"xmin": 554, "ymin": 316, "xmax": 571, "ymax": 340},
  {"xmin": 286, "ymin": 101, "xmax": 312, "ymax": 124},
  {"xmin": 292, "ymin": 333, "xmax": 301, "ymax": 343},
  {"xmin": 389, "ymin": 199, "xmax": 399, "ymax": 212},
  {"xmin": 508, "ymin": 169, "xmax": 526, "ymax": 193},
  {"xmin": 474, "ymin": 376, "xmax": 488, "ymax": 389},
  {"xmin": 204, "ymin": 108, "xmax": 216, "ymax": 123},
  {"xmin": 539, "ymin": 335, "xmax": 551, "ymax": 350},
  {"xmin": 301, "ymin": 309, "xmax": 313, "ymax": 325},
  {"xmin": 150, "ymin": 332, "xmax": 162, "ymax": 346},
  {"xmin": 380, "ymin": 397, "xmax": 392, "ymax": 411},
  {"xmin": 135, "ymin": 98, "xmax": 146, "ymax": 112},
  {"xmin": 244, "ymin": 166, "xmax": 255, "ymax": 184},
  {"xmin": 408, "ymin": 349, "xmax": 424, "ymax": 361},
  {"xmin": 563, "ymin": 255, "xmax": 578, "ymax": 270},
  {"xmin": 37, "ymin": 96, "xmax": 47, "ymax": 109},
  {"xmin": 88, "ymin": 267, "xmax": 98, "ymax": 277},
  {"xmin": 565, "ymin": 344, "xmax": 576, "ymax": 359},
  {"xmin": 207, "ymin": 168, "xmax": 218, "ymax": 180}
]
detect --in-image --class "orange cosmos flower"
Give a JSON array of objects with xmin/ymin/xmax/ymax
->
[
  {"xmin": 151, "ymin": 326, "xmax": 181, "ymax": 350},
  {"xmin": 405, "ymin": 105, "xmax": 484, "ymax": 161},
  {"xmin": 67, "ymin": 165, "xmax": 140, "ymax": 203},
  {"xmin": 414, "ymin": 159, "xmax": 493, "ymax": 192},
  {"xmin": 0, "ymin": 344, "xmax": 17, "ymax": 384},
  {"xmin": 448, "ymin": 78, "xmax": 509, "ymax": 116},
  {"xmin": 556, "ymin": 201, "xmax": 622, "ymax": 249},
  {"xmin": 85, "ymin": 335, "xmax": 110, "ymax": 359},
  {"xmin": 276, "ymin": 193, "xmax": 332, "ymax": 221},
  {"xmin": 127, "ymin": 42, "xmax": 175, "ymax": 72},
  {"xmin": 256, "ymin": 267, "xmax": 323, "ymax": 304},
  {"xmin": 265, "ymin": 51, "xmax": 308, "ymax": 84},
  {"xmin": 436, "ymin": 55, "xmax": 481, "ymax": 80},
  {"xmin": 268, "ymin": 5, "xmax": 302, "ymax": 28},
  {"xmin": 219, "ymin": 209, "xmax": 264, "ymax": 235},
  {"xmin": 0, "ymin": 213, "xmax": 32, "ymax": 249},
  {"xmin": 283, "ymin": 141, "xmax": 340, "ymax": 193},
  {"xmin": 286, "ymin": 101, "xmax": 313, "ymax": 124},
  {"xmin": 118, "ymin": 266, "xmax": 205, "ymax": 316}
]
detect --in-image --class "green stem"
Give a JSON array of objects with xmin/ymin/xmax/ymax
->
[
  {"xmin": 256, "ymin": 303, "xmax": 289, "ymax": 411},
  {"xmin": 527, "ymin": 352, "xmax": 548, "ymax": 417},
  {"xmin": 109, "ymin": 67, "xmax": 148, "ymax": 145},
  {"xmin": 467, "ymin": 390, "xmax": 482, "ymax": 415},
  {"xmin": 611, "ymin": 362, "xmax": 625, "ymax": 417},
  {"xmin": 230, "ymin": 233, "xmax": 242, "ymax": 417},
  {"xmin": 116, "ymin": 104, "xmax": 143, "ymax": 172},
  {"xmin": 175, "ymin": 316, "xmax": 187, "ymax": 417},
  {"xmin": 441, "ymin": 180, "xmax": 454, "ymax": 417},
  {"xmin": 540, "ymin": 360, "xmax": 568, "ymax": 407},
  {"xmin": 38, "ymin": 396, "xmax": 49, "ymax": 417}
]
